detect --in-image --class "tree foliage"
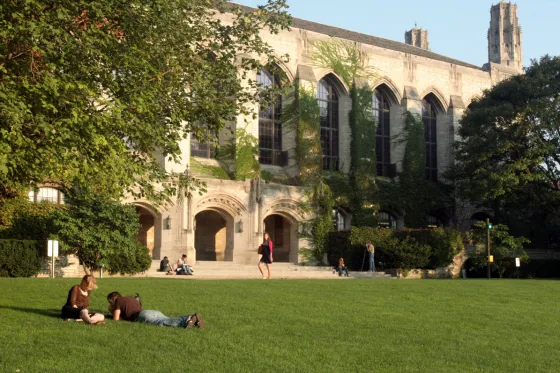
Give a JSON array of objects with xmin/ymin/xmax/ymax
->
[
  {"xmin": 0, "ymin": 0, "xmax": 290, "ymax": 202},
  {"xmin": 468, "ymin": 222, "xmax": 529, "ymax": 278},
  {"xmin": 52, "ymin": 192, "xmax": 151, "ymax": 274}
]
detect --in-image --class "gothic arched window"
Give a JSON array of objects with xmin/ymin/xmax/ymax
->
[
  {"xmin": 373, "ymin": 90, "xmax": 391, "ymax": 176},
  {"xmin": 190, "ymin": 123, "xmax": 216, "ymax": 159},
  {"xmin": 257, "ymin": 68, "xmax": 283, "ymax": 166},
  {"xmin": 422, "ymin": 98, "xmax": 438, "ymax": 181},
  {"xmin": 317, "ymin": 77, "xmax": 340, "ymax": 170},
  {"xmin": 377, "ymin": 211, "xmax": 397, "ymax": 229}
]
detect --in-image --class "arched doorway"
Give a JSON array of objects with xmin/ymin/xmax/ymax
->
[
  {"xmin": 263, "ymin": 214, "xmax": 297, "ymax": 263},
  {"xmin": 195, "ymin": 209, "xmax": 234, "ymax": 261},
  {"xmin": 136, "ymin": 206, "xmax": 155, "ymax": 258}
]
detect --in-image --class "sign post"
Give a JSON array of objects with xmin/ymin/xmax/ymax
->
[
  {"xmin": 486, "ymin": 218, "xmax": 492, "ymax": 279},
  {"xmin": 47, "ymin": 240, "xmax": 59, "ymax": 278}
]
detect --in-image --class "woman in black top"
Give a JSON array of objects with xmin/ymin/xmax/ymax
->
[{"xmin": 258, "ymin": 232, "xmax": 273, "ymax": 279}]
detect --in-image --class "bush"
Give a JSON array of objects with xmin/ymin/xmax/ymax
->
[
  {"xmin": 0, "ymin": 239, "xmax": 41, "ymax": 277},
  {"xmin": 328, "ymin": 227, "xmax": 464, "ymax": 271}
]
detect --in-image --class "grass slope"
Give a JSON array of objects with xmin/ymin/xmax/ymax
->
[{"xmin": 0, "ymin": 278, "xmax": 558, "ymax": 373}]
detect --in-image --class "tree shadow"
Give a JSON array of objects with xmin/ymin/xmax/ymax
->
[{"xmin": 0, "ymin": 305, "xmax": 61, "ymax": 319}]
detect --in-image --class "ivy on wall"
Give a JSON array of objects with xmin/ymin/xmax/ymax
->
[
  {"xmin": 282, "ymin": 82, "xmax": 322, "ymax": 185},
  {"xmin": 348, "ymin": 85, "xmax": 379, "ymax": 226},
  {"xmin": 310, "ymin": 39, "xmax": 380, "ymax": 227},
  {"xmin": 216, "ymin": 128, "xmax": 260, "ymax": 181}
]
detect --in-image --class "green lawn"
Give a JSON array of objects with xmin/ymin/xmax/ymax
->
[{"xmin": 0, "ymin": 278, "xmax": 558, "ymax": 373}]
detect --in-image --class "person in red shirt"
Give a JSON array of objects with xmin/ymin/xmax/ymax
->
[{"xmin": 258, "ymin": 232, "xmax": 273, "ymax": 279}]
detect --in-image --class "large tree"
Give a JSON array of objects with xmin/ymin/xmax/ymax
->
[
  {"xmin": 455, "ymin": 56, "xmax": 560, "ymax": 248},
  {"xmin": 0, "ymin": 0, "xmax": 290, "ymax": 202}
]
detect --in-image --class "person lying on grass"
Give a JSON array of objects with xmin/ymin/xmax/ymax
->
[
  {"xmin": 61, "ymin": 274, "xmax": 105, "ymax": 325},
  {"xmin": 106, "ymin": 292, "xmax": 204, "ymax": 328}
]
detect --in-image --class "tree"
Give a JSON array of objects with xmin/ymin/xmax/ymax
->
[
  {"xmin": 52, "ymin": 192, "xmax": 151, "ymax": 274},
  {"xmin": 0, "ymin": 0, "xmax": 290, "ymax": 202},
  {"xmin": 455, "ymin": 56, "xmax": 560, "ymax": 248},
  {"xmin": 468, "ymin": 223, "xmax": 529, "ymax": 278}
]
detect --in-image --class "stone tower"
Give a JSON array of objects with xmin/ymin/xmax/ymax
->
[
  {"xmin": 487, "ymin": 1, "xmax": 522, "ymax": 72},
  {"xmin": 405, "ymin": 27, "xmax": 429, "ymax": 50}
]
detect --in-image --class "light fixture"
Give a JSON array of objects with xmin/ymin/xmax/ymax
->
[
  {"xmin": 237, "ymin": 219, "xmax": 244, "ymax": 233},
  {"xmin": 164, "ymin": 216, "xmax": 172, "ymax": 230}
]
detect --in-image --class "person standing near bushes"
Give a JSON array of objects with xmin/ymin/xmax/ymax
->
[
  {"xmin": 61, "ymin": 274, "xmax": 105, "ymax": 324},
  {"xmin": 366, "ymin": 240, "xmax": 375, "ymax": 272}
]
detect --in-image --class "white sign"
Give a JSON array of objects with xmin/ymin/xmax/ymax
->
[
  {"xmin": 515, "ymin": 257, "xmax": 520, "ymax": 267},
  {"xmin": 47, "ymin": 240, "xmax": 59, "ymax": 257}
]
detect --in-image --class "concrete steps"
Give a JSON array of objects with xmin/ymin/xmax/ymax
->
[{"xmin": 146, "ymin": 260, "xmax": 395, "ymax": 279}]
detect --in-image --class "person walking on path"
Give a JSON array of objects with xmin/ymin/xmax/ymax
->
[
  {"xmin": 366, "ymin": 240, "xmax": 375, "ymax": 272},
  {"xmin": 107, "ymin": 292, "xmax": 204, "ymax": 328},
  {"xmin": 61, "ymin": 274, "xmax": 105, "ymax": 324},
  {"xmin": 258, "ymin": 232, "xmax": 273, "ymax": 279}
]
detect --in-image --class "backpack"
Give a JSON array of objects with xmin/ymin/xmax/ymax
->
[{"xmin": 134, "ymin": 293, "xmax": 142, "ymax": 307}]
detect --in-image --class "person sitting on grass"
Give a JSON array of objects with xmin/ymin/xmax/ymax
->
[
  {"xmin": 336, "ymin": 257, "xmax": 349, "ymax": 277},
  {"xmin": 176, "ymin": 254, "xmax": 193, "ymax": 275},
  {"xmin": 61, "ymin": 274, "xmax": 105, "ymax": 325},
  {"xmin": 159, "ymin": 256, "xmax": 174, "ymax": 275},
  {"xmin": 106, "ymin": 292, "xmax": 204, "ymax": 328}
]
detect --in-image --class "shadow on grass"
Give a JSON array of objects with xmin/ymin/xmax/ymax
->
[{"xmin": 0, "ymin": 305, "xmax": 61, "ymax": 319}]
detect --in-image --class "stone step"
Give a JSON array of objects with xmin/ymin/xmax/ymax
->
[{"xmin": 147, "ymin": 260, "xmax": 395, "ymax": 279}]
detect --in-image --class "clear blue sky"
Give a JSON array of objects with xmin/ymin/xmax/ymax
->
[{"xmin": 236, "ymin": 0, "xmax": 557, "ymax": 69}]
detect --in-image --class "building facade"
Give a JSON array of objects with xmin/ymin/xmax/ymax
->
[{"xmin": 118, "ymin": 2, "xmax": 523, "ymax": 265}]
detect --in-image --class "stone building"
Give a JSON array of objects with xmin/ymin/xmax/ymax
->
[{"xmin": 39, "ymin": 2, "xmax": 524, "ymax": 266}]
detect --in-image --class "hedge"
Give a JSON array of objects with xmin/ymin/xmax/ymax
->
[
  {"xmin": 328, "ymin": 227, "xmax": 464, "ymax": 271},
  {"xmin": 0, "ymin": 239, "xmax": 42, "ymax": 277}
]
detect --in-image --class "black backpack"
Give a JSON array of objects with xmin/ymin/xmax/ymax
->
[{"xmin": 134, "ymin": 293, "xmax": 142, "ymax": 307}]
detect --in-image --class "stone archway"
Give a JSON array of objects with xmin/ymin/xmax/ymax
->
[
  {"xmin": 195, "ymin": 209, "xmax": 234, "ymax": 261},
  {"xmin": 135, "ymin": 205, "xmax": 156, "ymax": 258},
  {"xmin": 263, "ymin": 213, "xmax": 298, "ymax": 263}
]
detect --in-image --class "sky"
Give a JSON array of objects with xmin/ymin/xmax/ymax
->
[{"xmin": 236, "ymin": 0, "xmax": 558, "ymax": 69}]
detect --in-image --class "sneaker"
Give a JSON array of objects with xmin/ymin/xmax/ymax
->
[
  {"xmin": 193, "ymin": 313, "xmax": 205, "ymax": 329},
  {"xmin": 186, "ymin": 313, "xmax": 205, "ymax": 329}
]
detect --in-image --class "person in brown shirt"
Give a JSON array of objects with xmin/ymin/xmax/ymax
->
[
  {"xmin": 107, "ymin": 292, "xmax": 205, "ymax": 328},
  {"xmin": 61, "ymin": 275, "xmax": 105, "ymax": 324}
]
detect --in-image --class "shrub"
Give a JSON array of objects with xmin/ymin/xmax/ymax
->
[
  {"xmin": 328, "ymin": 226, "xmax": 464, "ymax": 271},
  {"xmin": 0, "ymin": 239, "xmax": 41, "ymax": 277}
]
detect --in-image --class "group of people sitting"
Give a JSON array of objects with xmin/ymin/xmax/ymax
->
[
  {"xmin": 159, "ymin": 254, "xmax": 193, "ymax": 275},
  {"xmin": 61, "ymin": 275, "xmax": 204, "ymax": 328}
]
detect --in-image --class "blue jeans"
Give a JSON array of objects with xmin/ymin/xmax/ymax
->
[
  {"xmin": 178, "ymin": 264, "xmax": 193, "ymax": 275},
  {"xmin": 136, "ymin": 310, "xmax": 193, "ymax": 328},
  {"xmin": 369, "ymin": 253, "xmax": 375, "ymax": 272}
]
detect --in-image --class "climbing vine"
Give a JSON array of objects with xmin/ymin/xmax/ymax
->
[
  {"xmin": 216, "ymin": 128, "xmax": 260, "ymax": 181},
  {"xmin": 282, "ymin": 82, "xmax": 322, "ymax": 185},
  {"xmin": 310, "ymin": 39, "xmax": 380, "ymax": 226},
  {"xmin": 398, "ymin": 112, "xmax": 429, "ymax": 227}
]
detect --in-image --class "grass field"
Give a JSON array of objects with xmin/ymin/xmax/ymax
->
[{"xmin": 0, "ymin": 278, "xmax": 558, "ymax": 373}]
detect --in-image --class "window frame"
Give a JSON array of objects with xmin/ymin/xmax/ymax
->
[
  {"xmin": 422, "ymin": 98, "xmax": 438, "ymax": 182},
  {"xmin": 257, "ymin": 68, "xmax": 283, "ymax": 166},
  {"xmin": 317, "ymin": 78, "xmax": 340, "ymax": 171},
  {"xmin": 373, "ymin": 90, "xmax": 391, "ymax": 177}
]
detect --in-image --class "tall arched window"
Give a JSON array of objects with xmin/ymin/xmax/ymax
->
[
  {"xmin": 317, "ymin": 78, "xmax": 339, "ymax": 170},
  {"xmin": 422, "ymin": 98, "xmax": 438, "ymax": 181},
  {"xmin": 377, "ymin": 211, "xmax": 397, "ymax": 229},
  {"xmin": 257, "ymin": 68, "xmax": 282, "ymax": 166},
  {"xmin": 373, "ymin": 90, "xmax": 391, "ymax": 176}
]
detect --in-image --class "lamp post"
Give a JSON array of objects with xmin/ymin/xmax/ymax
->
[{"xmin": 487, "ymin": 218, "xmax": 492, "ymax": 279}]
